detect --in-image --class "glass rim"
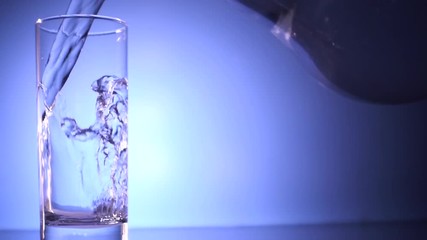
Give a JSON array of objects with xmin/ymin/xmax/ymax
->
[{"xmin": 36, "ymin": 14, "xmax": 127, "ymax": 36}]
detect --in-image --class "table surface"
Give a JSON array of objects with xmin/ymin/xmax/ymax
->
[{"xmin": 1, "ymin": 221, "xmax": 427, "ymax": 240}]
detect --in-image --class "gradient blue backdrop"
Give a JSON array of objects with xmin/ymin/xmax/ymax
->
[{"xmin": 1, "ymin": 0, "xmax": 427, "ymax": 230}]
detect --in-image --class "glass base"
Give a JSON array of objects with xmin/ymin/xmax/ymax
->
[
  {"xmin": 44, "ymin": 210, "xmax": 127, "ymax": 226},
  {"xmin": 41, "ymin": 223, "xmax": 127, "ymax": 240}
]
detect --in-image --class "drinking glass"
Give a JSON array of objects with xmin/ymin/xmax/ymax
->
[{"xmin": 36, "ymin": 14, "xmax": 128, "ymax": 239}]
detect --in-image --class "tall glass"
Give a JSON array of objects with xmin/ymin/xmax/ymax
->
[{"xmin": 36, "ymin": 15, "xmax": 128, "ymax": 239}]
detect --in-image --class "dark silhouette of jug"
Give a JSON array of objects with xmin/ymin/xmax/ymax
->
[{"xmin": 238, "ymin": 0, "xmax": 427, "ymax": 104}]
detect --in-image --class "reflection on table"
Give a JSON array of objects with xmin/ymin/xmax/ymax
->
[{"xmin": 1, "ymin": 221, "xmax": 427, "ymax": 240}]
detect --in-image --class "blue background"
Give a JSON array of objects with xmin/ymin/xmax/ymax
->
[{"xmin": 1, "ymin": 0, "xmax": 427, "ymax": 230}]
